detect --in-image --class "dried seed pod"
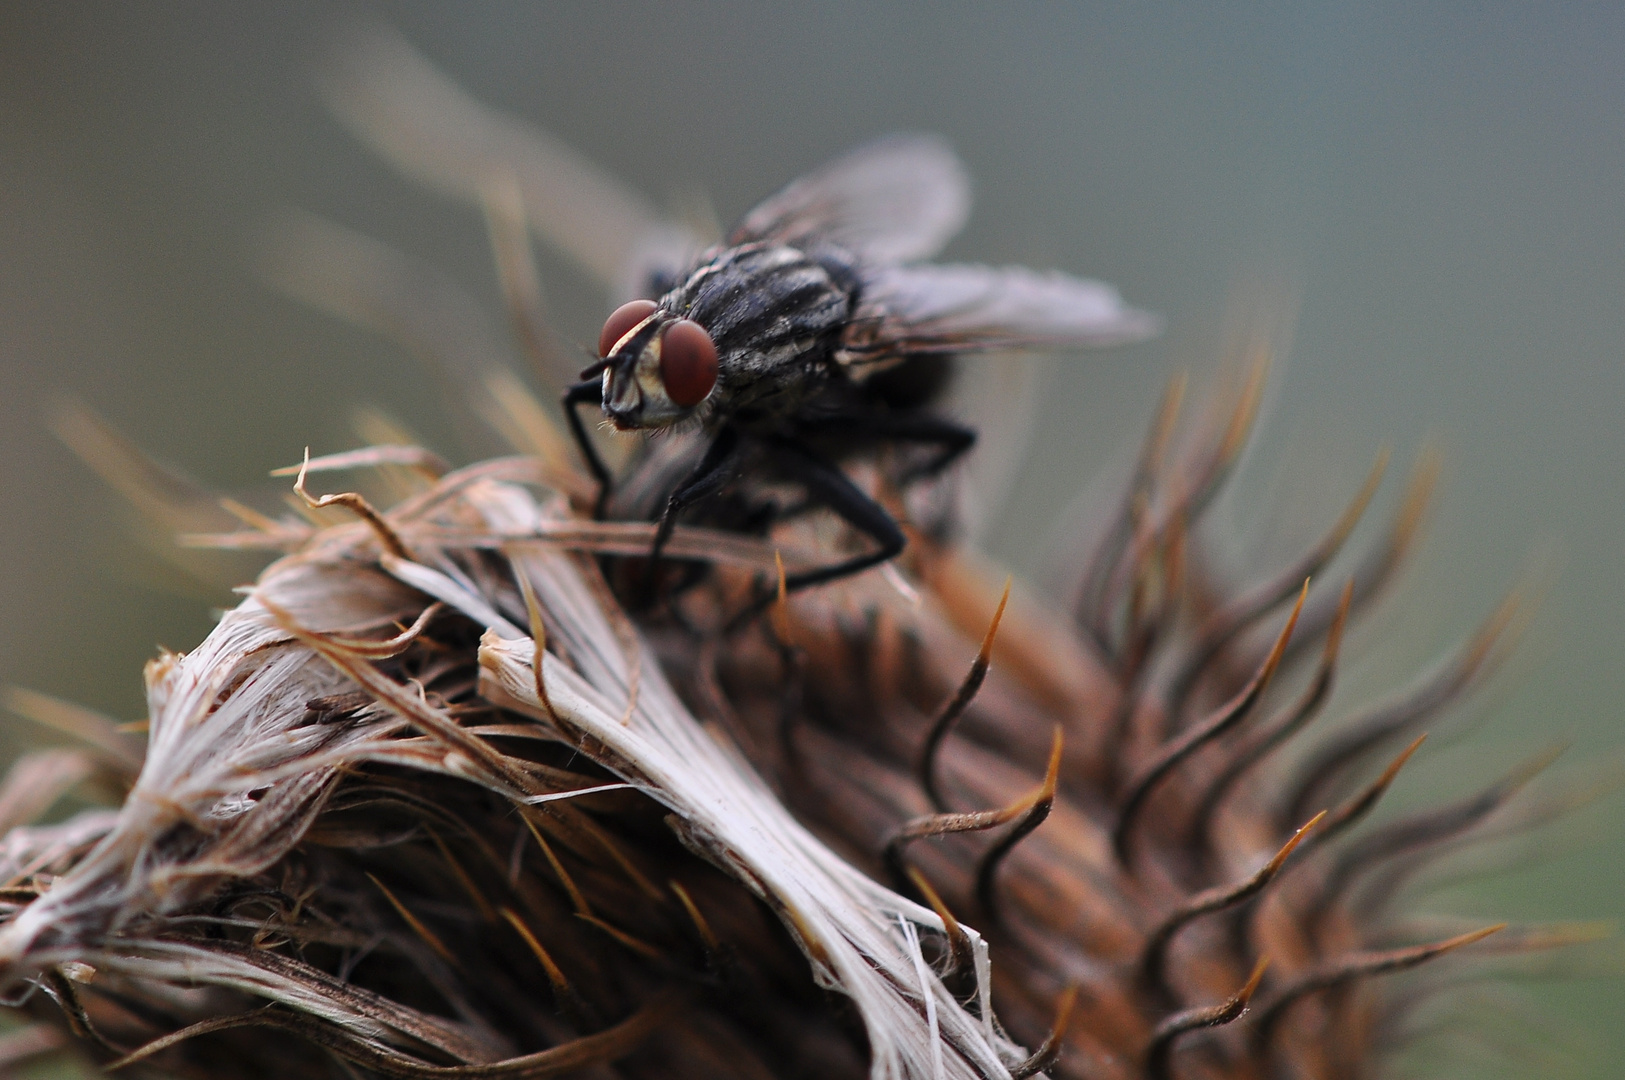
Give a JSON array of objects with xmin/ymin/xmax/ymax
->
[
  {"xmin": 2, "ymin": 365, "xmax": 1572, "ymax": 1080},
  {"xmin": 660, "ymin": 370, "xmax": 1538, "ymax": 1080},
  {"xmin": 0, "ymin": 33, "xmax": 1596, "ymax": 1080}
]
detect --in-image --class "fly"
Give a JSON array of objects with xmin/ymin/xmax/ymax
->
[{"xmin": 564, "ymin": 134, "xmax": 1157, "ymax": 598}]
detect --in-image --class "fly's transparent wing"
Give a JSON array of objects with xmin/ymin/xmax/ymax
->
[
  {"xmin": 729, "ymin": 134, "xmax": 971, "ymax": 265},
  {"xmin": 843, "ymin": 263, "xmax": 1160, "ymax": 367}
]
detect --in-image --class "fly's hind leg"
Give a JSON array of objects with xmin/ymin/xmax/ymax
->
[
  {"xmin": 765, "ymin": 435, "xmax": 907, "ymax": 594},
  {"xmin": 803, "ymin": 410, "xmax": 977, "ymax": 483},
  {"xmin": 885, "ymin": 413, "xmax": 976, "ymax": 482}
]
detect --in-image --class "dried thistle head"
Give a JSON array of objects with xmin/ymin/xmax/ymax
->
[{"xmin": 0, "ymin": 28, "xmax": 1601, "ymax": 1080}]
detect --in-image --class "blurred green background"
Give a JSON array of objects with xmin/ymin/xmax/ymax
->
[{"xmin": 0, "ymin": 3, "xmax": 1621, "ymax": 1076}]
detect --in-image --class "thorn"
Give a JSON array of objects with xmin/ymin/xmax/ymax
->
[
  {"xmin": 1167, "ymin": 347, "xmax": 1270, "ymax": 528},
  {"xmin": 904, "ymin": 866, "xmax": 974, "ymax": 982},
  {"xmin": 1141, "ymin": 814, "xmax": 1323, "ymax": 1001},
  {"xmin": 1117, "ymin": 513, "xmax": 1186, "ymax": 689},
  {"xmin": 1219, "ymin": 352, "xmax": 1269, "ymax": 468},
  {"xmin": 1330, "ymin": 446, "xmax": 1392, "ymax": 552},
  {"xmin": 885, "ymin": 727, "xmax": 1062, "ymax": 904},
  {"xmin": 426, "ymin": 826, "xmax": 496, "ymax": 923},
  {"xmin": 1285, "ymin": 584, "xmax": 1524, "ymax": 826},
  {"xmin": 1143, "ymin": 374, "xmax": 1190, "ymax": 489},
  {"xmin": 1303, "ymin": 734, "xmax": 1428, "ymax": 855},
  {"xmin": 513, "ymin": 567, "xmax": 561, "ymax": 726},
  {"xmin": 523, "ymin": 815, "xmax": 592, "ymax": 917},
  {"xmin": 1116, "ymin": 581, "xmax": 1308, "ymax": 866},
  {"xmin": 1009, "ymin": 984, "xmax": 1080, "ymax": 1079},
  {"xmin": 920, "ymin": 576, "xmax": 1012, "ymax": 810},
  {"xmin": 310, "ymin": 601, "xmax": 443, "ymax": 659},
  {"xmin": 107, "ymin": 990, "xmax": 679, "ymax": 1072},
  {"xmin": 1325, "ymin": 577, "xmax": 1355, "ymax": 665},
  {"xmin": 1308, "ymin": 446, "xmax": 1439, "ymax": 645},
  {"xmin": 217, "ymin": 496, "xmax": 286, "ymax": 533},
  {"xmin": 569, "ymin": 811, "xmax": 666, "ymax": 901},
  {"xmin": 1472, "ymin": 919, "xmax": 1613, "ymax": 954},
  {"xmin": 975, "ymin": 726, "xmax": 1063, "ymax": 923},
  {"xmin": 1252, "ymin": 925, "xmax": 1504, "ymax": 1050},
  {"xmin": 42, "ymin": 968, "xmax": 123, "ymax": 1056},
  {"xmin": 577, "ymin": 912, "xmax": 665, "ymax": 960},
  {"xmin": 1313, "ymin": 743, "xmax": 1561, "ymax": 917},
  {"xmin": 1388, "ymin": 448, "xmax": 1442, "ymax": 567},
  {"xmin": 1167, "ymin": 444, "xmax": 1382, "ymax": 722},
  {"xmin": 769, "ymin": 550, "xmax": 794, "ymax": 647},
  {"xmin": 1192, "ymin": 579, "xmax": 1352, "ymax": 840},
  {"xmin": 1077, "ymin": 372, "xmax": 1186, "ymax": 648},
  {"xmin": 884, "ymin": 797, "xmax": 1039, "ymax": 887},
  {"xmin": 269, "ymin": 443, "xmax": 449, "ymax": 480},
  {"xmin": 499, "ymin": 907, "xmax": 596, "ymax": 1028},
  {"xmin": 291, "ymin": 447, "xmax": 412, "ymax": 560},
  {"xmin": 366, "ymin": 873, "xmax": 456, "ymax": 966},
  {"xmin": 1145, "ymin": 956, "xmax": 1269, "ymax": 1080},
  {"xmin": 980, "ymin": 578, "xmax": 1014, "ymax": 671},
  {"xmin": 668, "ymin": 880, "xmax": 721, "ymax": 954}
]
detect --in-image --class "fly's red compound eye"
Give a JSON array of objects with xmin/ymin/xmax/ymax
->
[
  {"xmin": 598, "ymin": 299, "xmax": 658, "ymax": 357},
  {"xmin": 658, "ymin": 319, "xmax": 719, "ymax": 408}
]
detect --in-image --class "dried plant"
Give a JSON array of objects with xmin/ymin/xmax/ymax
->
[{"xmin": 0, "ymin": 28, "xmax": 1601, "ymax": 1080}]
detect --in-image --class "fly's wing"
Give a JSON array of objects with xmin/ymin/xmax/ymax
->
[
  {"xmin": 729, "ymin": 134, "xmax": 971, "ymax": 265},
  {"xmin": 840, "ymin": 263, "xmax": 1159, "ymax": 372}
]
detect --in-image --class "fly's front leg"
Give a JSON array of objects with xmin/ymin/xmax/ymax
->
[
  {"xmin": 563, "ymin": 379, "xmax": 612, "ymax": 517},
  {"xmin": 766, "ymin": 436, "xmax": 906, "ymax": 594},
  {"xmin": 644, "ymin": 427, "xmax": 743, "ymax": 596}
]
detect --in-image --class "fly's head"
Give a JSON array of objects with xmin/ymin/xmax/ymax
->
[{"xmin": 591, "ymin": 299, "xmax": 719, "ymax": 431}]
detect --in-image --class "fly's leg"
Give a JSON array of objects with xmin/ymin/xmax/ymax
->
[
  {"xmin": 563, "ymin": 379, "xmax": 612, "ymax": 517},
  {"xmin": 885, "ymin": 413, "xmax": 976, "ymax": 482},
  {"xmin": 644, "ymin": 427, "xmax": 743, "ymax": 599},
  {"xmin": 804, "ymin": 411, "xmax": 977, "ymax": 482},
  {"xmin": 765, "ymin": 435, "xmax": 906, "ymax": 594}
]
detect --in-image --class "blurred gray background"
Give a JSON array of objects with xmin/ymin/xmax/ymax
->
[{"xmin": 0, "ymin": 3, "xmax": 1621, "ymax": 1075}]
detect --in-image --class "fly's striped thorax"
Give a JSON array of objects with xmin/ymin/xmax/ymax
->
[{"xmin": 662, "ymin": 243, "xmax": 856, "ymax": 416}]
